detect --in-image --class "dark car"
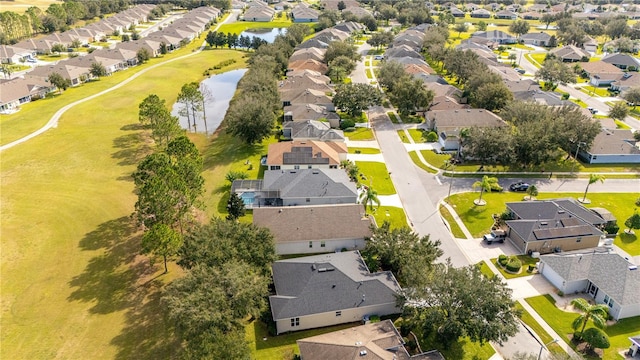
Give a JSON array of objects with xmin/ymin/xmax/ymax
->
[{"xmin": 509, "ymin": 182, "xmax": 530, "ymax": 192}]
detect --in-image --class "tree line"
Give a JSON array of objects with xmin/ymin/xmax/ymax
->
[
  {"xmin": 205, "ymin": 30, "xmax": 268, "ymax": 50},
  {"xmin": 0, "ymin": 0, "xmax": 133, "ymax": 44}
]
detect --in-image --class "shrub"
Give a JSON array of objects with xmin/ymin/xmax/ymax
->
[
  {"xmin": 582, "ymin": 327, "xmax": 610, "ymax": 350},
  {"xmin": 557, "ymin": 290, "xmax": 564, "ymax": 296},
  {"xmin": 604, "ymin": 223, "xmax": 619, "ymax": 235},
  {"xmin": 340, "ymin": 119, "xmax": 356, "ymax": 130},
  {"xmin": 425, "ymin": 131, "xmax": 438, "ymax": 142},
  {"xmin": 498, "ymin": 254, "xmax": 508, "ymax": 266},
  {"xmin": 369, "ymin": 315, "xmax": 381, "ymax": 323},
  {"xmin": 528, "ymin": 264, "xmax": 535, "ymax": 272},
  {"xmin": 505, "ymin": 257, "xmax": 522, "ymax": 273},
  {"xmin": 561, "ymin": 93, "xmax": 570, "ymax": 100}
]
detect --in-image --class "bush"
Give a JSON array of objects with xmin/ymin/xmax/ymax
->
[
  {"xmin": 340, "ymin": 119, "xmax": 356, "ymax": 130},
  {"xmin": 425, "ymin": 131, "xmax": 438, "ymax": 142},
  {"xmin": 557, "ymin": 290, "xmax": 564, "ymax": 296},
  {"xmin": 505, "ymin": 257, "xmax": 522, "ymax": 273},
  {"xmin": 636, "ymin": 197, "xmax": 640, "ymax": 206},
  {"xmin": 561, "ymin": 93, "xmax": 570, "ymax": 100},
  {"xmin": 528, "ymin": 264, "xmax": 535, "ymax": 272},
  {"xmin": 498, "ymin": 254, "xmax": 508, "ymax": 266},
  {"xmin": 582, "ymin": 327, "xmax": 610, "ymax": 350},
  {"xmin": 604, "ymin": 223, "xmax": 620, "ymax": 235}
]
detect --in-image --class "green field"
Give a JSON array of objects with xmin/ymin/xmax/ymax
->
[
  {"xmin": 372, "ymin": 206, "xmax": 409, "ymax": 229},
  {"xmin": 526, "ymin": 295, "xmax": 640, "ymax": 360},
  {"xmin": 217, "ymin": 17, "xmax": 294, "ymax": 34},
  {"xmin": 447, "ymin": 192, "xmax": 639, "ymax": 255},
  {"xmin": 0, "ymin": 46, "xmax": 247, "ymax": 359}
]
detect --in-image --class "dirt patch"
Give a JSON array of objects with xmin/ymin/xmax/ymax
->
[{"xmin": 568, "ymin": 334, "xmax": 605, "ymax": 358}]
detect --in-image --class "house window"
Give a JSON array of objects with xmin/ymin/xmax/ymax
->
[
  {"xmin": 290, "ymin": 318, "xmax": 300, "ymax": 327},
  {"xmin": 309, "ymin": 241, "xmax": 313, "ymax": 248},
  {"xmin": 294, "ymin": 165, "xmax": 300, "ymax": 169},
  {"xmin": 608, "ymin": 299, "xmax": 614, "ymax": 308},
  {"xmin": 321, "ymin": 241, "xmax": 326, "ymax": 247},
  {"xmin": 335, "ymin": 311, "xmax": 342, "ymax": 317},
  {"xmin": 576, "ymin": 237, "xmax": 582, "ymax": 243},
  {"xmin": 329, "ymin": 165, "xmax": 337, "ymax": 169},
  {"xmin": 306, "ymin": 198, "xmax": 310, "ymax": 203},
  {"xmin": 271, "ymin": 166, "xmax": 280, "ymax": 170},
  {"xmin": 308, "ymin": 165, "xmax": 312, "ymax": 169},
  {"xmin": 604, "ymin": 295, "xmax": 609, "ymax": 304}
]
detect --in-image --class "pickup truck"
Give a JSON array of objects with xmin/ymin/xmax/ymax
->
[{"xmin": 483, "ymin": 230, "xmax": 506, "ymax": 244}]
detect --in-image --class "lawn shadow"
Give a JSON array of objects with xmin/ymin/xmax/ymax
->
[
  {"xmin": 68, "ymin": 217, "xmax": 154, "ymax": 314},
  {"xmin": 619, "ymin": 232, "xmax": 637, "ymax": 244},
  {"xmin": 68, "ymin": 216, "xmax": 180, "ymax": 358},
  {"xmin": 112, "ymin": 131, "xmax": 153, "ymax": 168}
]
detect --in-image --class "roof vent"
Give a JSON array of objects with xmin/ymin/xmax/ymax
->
[
  {"xmin": 360, "ymin": 350, "xmax": 368, "ymax": 356},
  {"xmin": 318, "ymin": 268, "xmax": 327, "ymax": 272}
]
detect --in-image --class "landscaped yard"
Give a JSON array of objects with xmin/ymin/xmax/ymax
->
[
  {"xmin": 578, "ymin": 85, "xmax": 611, "ymax": 97},
  {"xmin": 387, "ymin": 111, "xmax": 400, "ymax": 124},
  {"xmin": 355, "ymin": 161, "xmax": 396, "ymax": 195},
  {"xmin": 420, "ymin": 150, "xmax": 451, "ymax": 169},
  {"xmin": 397, "ymin": 130, "xmax": 410, "ymax": 143},
  {"xmin": 348, "ymin": 147, "xmax": 380, "ymax": 154},
  {"xmin": 409, "ymin": 151, "xmax": 438, "ymax": 174},
  {"xmin": 526, "ymin": 295, "xmax": 640, "ymax": 360},
  {"xmin": 345, "ymin": 128, "xmax": 374, "ymax": 141},
  {"xmin": 525, "ymin": 53, "xmax": 546, "ymax": 68},
  {"xmin": 407, "ymin": 129, "xmax": 424, "ymax": 143},
  {"xmin": 491, "ymin": 254, "xmax": 539, "ymax": 279},
  {"xmin": 447, "ymin": 192, "xmax": 639, "ymax": 255},
  {"xmin": 476, "ymin": 260, "xmax": 495, "ymax": 279},
  {"xmin": 0, "ymin": 44, "xmax": 252, "ymax": 359},
  {"xmin": 371, "ymin": 206, "xmax": 408, "ymax": 229}
]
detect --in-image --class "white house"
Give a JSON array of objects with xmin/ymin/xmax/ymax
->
[
  {"xmin": 269, "ymin": 251, "xmax": 401, "ymax": 334},
  {"xmin": 578, "ymin": 129, "xmax": 640, "ymax": 164},
  {"xmin": 539, "ymin": 250, "xmax": 640, "ymax": 320}
]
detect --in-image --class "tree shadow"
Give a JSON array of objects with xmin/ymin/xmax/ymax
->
[
  {"xmin": 68, "ymin": 216, "xmax": 181, "ymax": 358},
  {"xmin": 201, "ymin": 131, "xmax": 265, "ymax": 170},
  {"xmin": 112, "ymin": 131, "xmax": 153, "ymax": 168}
]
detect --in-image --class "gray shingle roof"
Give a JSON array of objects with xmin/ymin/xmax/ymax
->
[
  {"xmin": 270, "ymin": 251, "xmax": 401, "ymax": 320},
  {"xmin": 507, "ymin": 198, "xmax": 606, "ymax": 226},
  {"xmin": 263, "ymin": 168, "xmax": 356, "ymax": 200},
  {"xmin": 541, "ymin": 251, "xmax": 640, "ymax": 306}
]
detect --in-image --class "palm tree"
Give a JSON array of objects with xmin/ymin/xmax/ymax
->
[
  {"xmin": 571, "ymin": 298, "xmax": 609, "ymax": 335},
  {"xmin": 581, "ymin": 174, "xmax": 605, "ymax": 202},
  {"xmin": 472, "ymin": 175, "xmax": 498, "ymax": 205},
  {"xmin": 526, "ymin": 184, "xmax": 538, "ymax": 200},
  {"xmin": 360, "ymin": 185, "xmax": 381, "ymax": 212}
]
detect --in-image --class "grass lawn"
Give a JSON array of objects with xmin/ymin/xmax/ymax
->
[
  {"xmin": 355, "ymin": 161, "xmax": 396, "ymax": 195},
  {"xmin": 491, "ymin": 255, "xmax": 539, "ymax": 279},
  {"xmin": 407, "ymin": 129, "xmax": 424, "ymax": 143},
  {"xmin": 348, "ymin": 147, "xmax": 381, "ymax": 154},
  {"xmin": 399, "ymin": 114, "xmax": 423, "ymax": 123},
  {"xmin": 526, "ymin": 295, "xmax": 640, "ymax": 360},
  {"xmin": 447, "ymin": 192, "xmax": 640, "ymax": 255},
  {"xmin": 571, "ymin": 98, "xmax": 589, "ymax": 108},
  {"xmin": 409, "ymin": 151, "xmax": 438, "ymax": 174},
  {"xmin": 216, "ymin": 19, "xmax": 294, "ymax": 34},
  {"xmin": 615, "ymin": 119, "xmax": 632, "ymax": 130},
  {"xmin": 525, "ymin": 53, "xmax": 546, "ymax": 68},
  {"xmin": 476, "ymin": 260, "xmax": 495, "ymax": 278},
  {"xmin": 420, "ymin": 150, "xmax": 451, "ymax": 169},
  {"xmin": 388, "ymin": 111, "xmax": 400, "ymax": 124},
  {"xmin": 440, "ymin": 205, "xmax": 467, "ymax": 239},
  {"xmin": 0, "ymin": 0, "xmax": 59, "ymax": 13},
  {"xmin": 247, "ymin": 320, "xmax": 357, "ymax": 359},
  {"xmin": 365, "ymin": 68, "xmax": 373, "ymax": 78},
  {"xmin": 579, "ymin": 85, "xmax": 611, "ymax": 97},
  {"xmin": 1, "ymin": 34, "xmax": 225, "ymax": 146},
  {"xmin": 514, "ymin": 302, "xmax": 567, "ymax": 357},
  {"xmin": 345, "ymin": 128, "xmax": 374, "ymax": 141},
  {"xmin": 397, "ymin": 130, "xmax": 410, "ymax": 143},
  {"xmin": 1, "ymin": 46, "xmax": 249, "ymax": 359},
  {"xmin": 371, "ymin": 206, "xmax": 408, "ymax": 229}
]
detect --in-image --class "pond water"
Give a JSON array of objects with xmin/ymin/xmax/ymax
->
[
  {"xmin": 171, "ymin": 68, "xmax": 247, "ymax": 135},
  {"xmin": 239, "ymin": 27, "xmax": 286, "ymax": 43}
]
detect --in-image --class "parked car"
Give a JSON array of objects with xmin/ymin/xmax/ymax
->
[
  {"xmin": 509, "ymin": 182, "xmax": 530, "ymax": 192},
  {"xmin": 373, "ymin": 55, "xmax": 384, "ymax": 60},
  {"xmin": 515, "ymin": 68, "xmax": 526, "ymax": 74},
  {"xmin": 483, "ymin": 230, "xmax": 506, "ymax": 244},
  {"xmin": 587, "ymin": 107, "xmax": 597, "ymax": 114}
]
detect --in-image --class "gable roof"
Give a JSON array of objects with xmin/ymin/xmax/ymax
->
[
  {"xmin": 297, "ymin": 320, "xmax": 445, "ymax": 360},
  {"xmin": 541, "ymin": 250, "xmax": 640, "ymax": 306},
  {"xmin": 269, "ymin": 251, "xmax": 400, "ymax": 320},
  {"xmin": 284, "ymin": 103, "xmax": 339, "ymax": 122},
  {"xmin": 551, "ymin": 45, "xmax": 590, "ymax": 60},
  {"xmin": 427, "ymin": 109, "xmax": 506, "ymax": 130},
  {"xmin": 288, "ymin": 58, "xmax": 328, "ymax": 73},
  {"xmin": 289, "ymin": 47, "xmax": 326, "ymax": 62},
  {"xmin": 521, "ymin": 32, "xmax": 552, "ymax": 41},
  {"xmin": 602, "ymin": 53, "xmax": 640, "ymax": 68},
  {"xmin": 266, "ymin": 140, "xmax": 347, "ymax": 166},
  {"xmin": 0, "ymin": 77, "xmax": 52, "ymax": 104},
  {"xmin": 581, "ymin": 61, "xmax": 623, "ymax": 76}
]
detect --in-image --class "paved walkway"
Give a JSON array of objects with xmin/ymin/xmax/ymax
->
[
  {"xmin": 345, "ymin": 139, "xmax": 380, "ymax": 148},
  {"xmin": 346, "ymin": 153, "xmax": 384, "ymax": 162},
  {"xmin": 377, "ymin": 194, "xmax": 403, "ymax": 207},
  {"xmin": 0, "ymin": 11, "xmax": 239, "ymax": 152}
]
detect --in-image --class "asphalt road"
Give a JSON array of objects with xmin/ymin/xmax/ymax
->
[{"xmin": 370, "ymin": 106, "xmax": 471, "ymax": 267}]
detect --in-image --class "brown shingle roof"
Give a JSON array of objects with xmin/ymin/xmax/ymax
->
[{"xmin": 266, "ymin": 140, "xmax": 347, "ymax": 166}]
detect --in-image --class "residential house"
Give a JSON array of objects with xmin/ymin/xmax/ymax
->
[
  {"xmin": 0, "ymin": 77, "xmax": 54, "ymax": 113},
  {"xmin": 506, "ymin": 4, "xmax": 521, "ymax": 12},
  {"xmin": 520, "ymin": 11, "xmax": 542, "ymax": 20},
  {"xmin": 504, "ymin": 198, "xmax": 608, "ymax": 255},
  {"xmin": 342, "ymin": 7, "xmax": 372, "ymax": 18},
  {"xmin": 283, "ymin": 120, "xmax": 345, "ymax": 141},
  {"xmin": 243, "ymin": 4, "xmax": 276, "ymax": 22},
  {"xmin": 551, "ymin": 45, "xmax": 591, "ymax": 62},
  {"xmin": 279, "ymin": 75, "xmax": 333, "ymax": 94},
  {"xmin": 332, "ymin": 21, "xmax": 365, "ymax": 34},
  {"xmin": 65, "ymin": 53, "xmax": 122, "ymax": 76},
  {"xmin": 268, "ymin": 251, "xmax": 401, "ymax": 333},
  {"xmin": 424, "ymin": 109, "xmax": 507, "ymax": 151},
  {"xmin": 611, "ymin": 72, "xmax": 640, "ymax": 94},
  {"xmin": 385, "ymin": 44, "xmax": 422, "ymax": 60},
  {"xmin": 485, "ymin": 2, "xmax": 501, "ymax": 11},
  {"xmin": 265, "ymin": 140, "xmax": 347, "ymax": 170},
  {"xmin": 495, "ymin": 10, "xmax": 518, "ymax": 19},
  {"xmin": 285, "ymin": 68, "xmax": 330, "ymax": 83},
  {"xmin": 602, "ymin": 53, "xmax": 640, "ymax": 71},
  {"xmin": 14, "ymin": 38, "xmax": 57, "ymax": 55},
  {"xmin": 314, "ymin": 28, "xmax": 350, "ymax": 43},
  {"xmin": 284, "ymin": 104, "xmax": 339, "ymax": 125},
  {"xmin": 297, "ymin": 320, "xmax": 445, "ymax": 360},
  {"xmin": 27, "ymin": 63, "xmax": 91, "ymax": 86},
  {"xmin": 321, "ymin": 0, "xmax": 359, "ymax": 10},
  {"xmin": 292, "ymin": 3, "xmax": 319, "ymax": 22},
  {"xmin": 630, "ymin": 336, "xmax": 640, "ymax": 357},
  {"xmin": 289, "ymin": 48, "xmax": 326, "ymax": 63},
  {"xmin": 233, "ymin": 168, "xmax": 356, "ymax": 208},
  {"xmin": 282, "ymin": 88, "xmax": 334, "ymax": 110},
  {"xmin": 488, "ymin": 64, "xmax": 522, "ymax": 82},
  {"xmin": 296, "ymin": 38, "xmax": 330, "ymax": 50},
  {"xmin": 581, "ymin": 61, "xmax": 624, "ymax": 86},
  {"xmin": 471, "ymin": 30, "xmax": 516, "ymax": 44},
  {"xmin": 578, "ymin": 129, "xmax": 640, "ymax": 164},
  {"xmin": 538, "ymin": 250, "xmax": 640, "ymax": 320},
  {"xmin": 428, "ymin": 95, "xmax": 468, "ymax": 111},
  {"xmin": 471, "ymin": 8, "xmax": 492, "ymax": 18},
  {"xmin": 116, "ymin": 38, "xmax": 162, "ymax": 58},
  {"xmin": 521, "ymin": 32, "xmax": 552, "ymax": 47},
  {"xmin": 583, "ymin": 37, "xmax": 598, "ymax": 54},
  {"xmin": 288, "ymin": 59, "xmax": 329, "ymax": 74},
  {"xmin": 450, "ymin": 7, "xmax": 466, "ymax": 17},
  {"xmin": 0, "ymin": 45, "xmax": 34, "ymax": 64}
]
